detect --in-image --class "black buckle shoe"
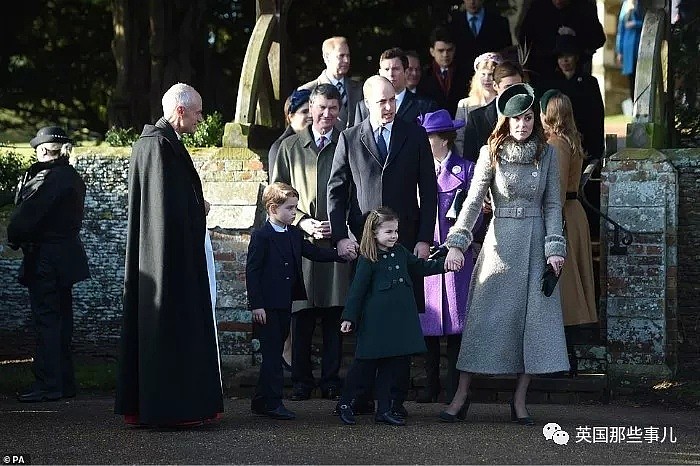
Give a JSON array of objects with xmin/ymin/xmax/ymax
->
[
  {"xmin": 337, "ymin": 403, "xmax": 356, "ymax": 425},
  {"xmin": 509, "ymin": 399, "xmax": 534, "ymax": 426}
]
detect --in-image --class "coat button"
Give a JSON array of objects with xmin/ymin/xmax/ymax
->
[
  {"xmin": 284, "ymin": 262, "xmax": 289, "ymax": 266},
  {"xmin": 531, "ymin": 185, "xmax": 537, "ymax": 190},
  {"xmin": 388, "ymin": 266, "xmax": 393, "ymax": 271},
  {"xmin": 383, "ymin": 254, "xmax": 387, "ymax": 259},
  {"xmin": 399, "ymin": 277, "xmax": 404, "ymax": 283},
  {"xmin": 395, "ymin": 265, "xmax": 400, "ymax": 269},
  {"xmin": 532, "ymin": 171, "xmax": 538, "ymax": 177},
  {"xmin": 390, "ymin": 253, "xmax": 395, "ymax": 257},
  {"xmin": 286, "ymin": 277, "xmax": 290, "ymax": 280},
  {"xmin": 392, "ymin": 279, "xmax": 397, "ymax": 284}
]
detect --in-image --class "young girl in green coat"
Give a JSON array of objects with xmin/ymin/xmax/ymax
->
[{"xmin": 335, "ymin": 207, "xmax": 456, "ymax": 426}]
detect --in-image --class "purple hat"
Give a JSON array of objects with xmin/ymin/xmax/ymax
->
[{"xmin": 417, "ymin": 109, "xmax": 465, "ymax": 134}]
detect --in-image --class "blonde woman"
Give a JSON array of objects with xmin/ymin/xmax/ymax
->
[
  {"xmin": 540, "ymin": 89, "xmax": 597, "ymax": 375},
  {"xmin": 455, "ymin": 52, "xmax": 501, "ymax": 156}
]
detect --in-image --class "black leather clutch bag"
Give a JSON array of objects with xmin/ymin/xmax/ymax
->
[
  {"xmin": 541, "ymin": 263, "xmax": 559, "ymax": 297},
  {"xmin": 446, "ymin": 188, "xmax": 468, "ymax": 220}
]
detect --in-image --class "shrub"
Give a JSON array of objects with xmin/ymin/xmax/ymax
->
[
  {"xmin": 104, "ymin": 126, "xmax": 139, "ymax": 147},
  {"xmin": 182, "ymin": 111, "xmax": 224, "ymax": 147},
  {"xmin": 0, "ymin": 150, "xmax": 30, "ymax": 205}
]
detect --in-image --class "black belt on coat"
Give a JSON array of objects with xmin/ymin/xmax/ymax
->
[{"xmin": 566, "ymin": 191, "xmax": 578, "ymax": 200}]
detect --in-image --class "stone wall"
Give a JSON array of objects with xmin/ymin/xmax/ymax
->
[
  {"xmin": 601, "ymin": 148, "xmax": 700, "ymax": 385},
  {"xmin": 0, "ymin": 147, "xmax": 266, "ymax": 369}
]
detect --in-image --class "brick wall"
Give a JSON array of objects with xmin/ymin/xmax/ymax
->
[
  {"xmin": 0, "ymin": 147, "xmax": 266, "ymax": 369},
  {"xmin": 668, "ymin": 150, "xmax": 700, "ymax": 377}
]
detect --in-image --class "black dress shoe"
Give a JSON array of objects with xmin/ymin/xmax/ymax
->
[
  {"xmin": 251, "ymin": 403, "xmax": 268, "ymax": 416},
  {"xmin": 509, "ymin": 399, "xmax": 534, "ymax": 426},
  {"xmin": 265, "ymin": 404, "xmax": 296, "ymax": 420},
  {"xmin": 391, "ymin": 402, "xmax": 408, "ymax": 418},
  {"xmin": 438, "ymin": 398, "xmax": 470, "ymax": 423},
  {"xmin": 290, "ymin": 390, "xmax": 312, "ymax": 401},
  {"xmin": 17, "ymin": 389, "xmax": 62, "ymax": 403},
  {"xmin": 375, "ymin": 411, "xmax": 406, "ymax": 426},
  {"xmin": 321, "ymin": 387, "xmax": 341, "ymax": 400},
  {"xmin": 337, "ymin": 403, "xmax": 356, "ymax": 425}
]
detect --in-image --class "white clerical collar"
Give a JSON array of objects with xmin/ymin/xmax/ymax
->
[
  {"xmin": 269, "ymin": 219, "xmax": 288, "ymax": 232},
  {"xmin": 395, "ymin": 88, "xmax": 407, "ymax": 110}
]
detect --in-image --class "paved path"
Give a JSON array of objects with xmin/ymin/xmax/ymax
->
[{"xmin": 1, "ymin": 395, "xmax": 698, "ymax": 464}]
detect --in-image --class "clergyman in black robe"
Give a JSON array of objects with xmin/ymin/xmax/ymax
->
[{"xmin": 114, "ymin": 83, "xmax": 224, "ymax": 426}]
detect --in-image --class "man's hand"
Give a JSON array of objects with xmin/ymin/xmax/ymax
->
[
  {"xmin": 299, "ymin": 218, "xmax": 320, "ymax": 237},
  {"xmin": 252, "ymin": 308, "xmax": 266, "ymax": 325},
  {"xmin": 445, "ymin": 247, "xmax": 464, "ymax": 272},
  {"xmin": 315, "ymin": 220, "xmax": 332, "ymax": 239},
  {"xmin": 338, "ymin": 238, "xmax": 359, "ymax": 261},
  {"xmin": 414, "ymin": 241, "xmax": 430, "ymax": 259},
  {"xmin": 340, "ymin": 320, "xmax": 353, "ymax": 333}
]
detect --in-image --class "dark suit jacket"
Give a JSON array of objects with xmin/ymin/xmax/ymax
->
[
  {"xmin": 354, "ymin": 90, "xmax": 438, "ymax": 125},
  {"xmin": 417, "ymin": 64, "xmax": 469, "ymax": 118},
  {"xmin": 519, "ymin": 0, "xmax": 606, "ymax": 83},
  {"xmin": 449, "ymin": 8, "xmax": 513, "ymax": 82},
  {"xmin": 327, "ymin": 118, "xmax": 437, "ymax": 250},
  {"xmin": 246, "ymin": 221, "xmax": 342, "ymax": 311},
  {"xmin": 462, "ymin": 99, "xmax": 498, "ymax": 162}
]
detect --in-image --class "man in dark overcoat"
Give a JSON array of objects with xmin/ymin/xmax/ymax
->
[
  {"xmin": 8, "ymin": 126, "xmax": 90, "ymax": 402},
  {"xmin": 327, "ymin": 75, "xmax": 437, "ymax": 418},
  {"xmin": 114, "ymin": 83, "xmax": 224, "ymax": 426}
]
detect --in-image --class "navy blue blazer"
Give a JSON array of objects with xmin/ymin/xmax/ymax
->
[{"xmin": 246, "ymin": 221, "xmax": 342, "ymax": 311}]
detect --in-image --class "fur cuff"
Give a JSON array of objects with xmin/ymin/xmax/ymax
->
[
  {"xmin": 545, "ymin": 234, "xmax": 567, "ymax": 258},
  {"xmin": 444, "ymin": 227, "xmax": 473, "ymax": 251}
]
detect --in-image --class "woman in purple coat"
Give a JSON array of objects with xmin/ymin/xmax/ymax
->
[{"xmin": 416, "ymin": 109, "xmax": 480, "ymax": 403}]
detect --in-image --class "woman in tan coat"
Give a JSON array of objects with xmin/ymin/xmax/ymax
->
[{"xmin": 540, "ymin": 89, "xmax": 597, "ymax": 375}]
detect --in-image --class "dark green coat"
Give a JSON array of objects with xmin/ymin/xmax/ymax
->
[{"xmin": 343, "ymin": 244, "xmax": 445, "ymax": 359}]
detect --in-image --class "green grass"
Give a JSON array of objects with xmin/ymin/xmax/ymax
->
[{"xmin": 0, "ymin": 358, "xmax": 117, "ymax": 395}]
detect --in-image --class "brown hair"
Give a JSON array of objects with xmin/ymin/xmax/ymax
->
[
  {"xmin": 262, "ymin": 182, "xmax": 299, "ymax": 213},
  {"xmin": 542, "ymin": 92, "xmax": 585, "ymax": 159},
  {"xmin": 282, "ymin": 95, "xmax": 293, "ymax": 125},
  {"xmin": 359, "ymin": 207, "xmax": 399, "ymax": 263},
  {"xmin": 487, "ymin": 111, "xmax": 547, "ymax": 167},
  {"xmin": 379, "ymin": 47, "xmax": 409, "ymax": 70},
  {"xmin": 493, "ymin": 61, "xmax": 524, "ymax": 85}
]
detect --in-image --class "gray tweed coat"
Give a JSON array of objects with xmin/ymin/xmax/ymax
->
[{"xmin": 445, "ymin": 138, "xmax": 570, "ymax": 374}]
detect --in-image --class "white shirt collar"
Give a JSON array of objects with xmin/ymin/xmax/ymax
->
[
  {"xmin": 370, "ymin": 120, "xmax": 394, "ymax": 134},
  {"xmin": 434, "ymin": 150, "xmax": 452, "ymax": 172},
  {"xmin": 311, "ymin": 126, "xmax": 331, "ymax": 144},
  {"xmin": 395, "ymin": 88, "xmax": 407, "ymax": 110},
  {"xmin": 325, "ymin": 71, "xmax": 344, "ymax": 87},
  {"xmin": 269, "ymin": 219, "xmax": 288, "ymax": 232}
]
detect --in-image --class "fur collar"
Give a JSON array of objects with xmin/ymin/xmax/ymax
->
[{"xmin": 499, "ymin": 137, "xmax": 539, "ymax": 165}]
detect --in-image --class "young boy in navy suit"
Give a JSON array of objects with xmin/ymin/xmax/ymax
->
[{"xmin": 246, "ymin": 182, "xmax": 345, "ymax": 420}]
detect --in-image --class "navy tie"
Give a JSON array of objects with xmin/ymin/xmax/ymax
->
[
  {"xmin": 376, "ymin": 126, "xmax": 388, "ymax": 163},
  {"xmin": 336, "ymin": 81, "xmax": 347, "ymax": 108},
  {"xmin": 470, "ymin": 16, "xmax": 478, "ymax": 36}
]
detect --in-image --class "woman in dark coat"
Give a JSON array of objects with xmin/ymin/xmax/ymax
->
[
  {"xmin": 416, "ymin": 110, "xmax": 480, "ymax": 403},
  {"xmin": 267, "ymin": 89, "xmax": 312, "ymax": 172}
]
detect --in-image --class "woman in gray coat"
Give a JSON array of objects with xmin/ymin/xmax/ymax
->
[{"xmin": 439, "ymin": 83, "xmax": 569, "ymax": 425}]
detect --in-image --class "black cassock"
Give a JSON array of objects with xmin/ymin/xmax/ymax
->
[{"xmin": 114, "ymin": 118, "xmax": 223, "ymax": 425}]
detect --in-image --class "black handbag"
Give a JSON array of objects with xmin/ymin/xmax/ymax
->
[
  {"xmin": 428, "ymin": 245, "xmax": 448, "ymax": 259},
  {"xmin": 541, "ymin": 263, "xmax": 560, "ymax": 297}
]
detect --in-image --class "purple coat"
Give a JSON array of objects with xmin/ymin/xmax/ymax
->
[{"xmin": 420, "ymin": 152, "xmax": 479, "ymax": 336}]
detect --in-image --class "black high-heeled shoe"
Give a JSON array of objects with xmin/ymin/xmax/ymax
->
[
  {"xmin": 509, "ymin": 399, "xmax": 534, "ymax": 426},
  {"xmin": 438, "ymin": 398, "xmax": 470, "ymax": 422}
]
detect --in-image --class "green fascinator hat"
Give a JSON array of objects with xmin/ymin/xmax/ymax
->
[
  {"xmin": 539, "ymin": 89, "xmax": 562, "ymax": 114},
  {"xmin": 496, "ymin": 83, "xmax": 536, "ymax": 118}
]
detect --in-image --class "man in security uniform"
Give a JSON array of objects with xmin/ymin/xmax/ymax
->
[{"xmin": 7, "ymin": 126, "xmax": 90, "ymax": 402}]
